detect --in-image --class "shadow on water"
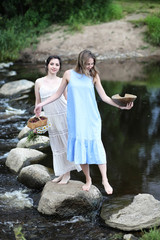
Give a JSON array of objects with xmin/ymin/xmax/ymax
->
[{"xmin": 1, "ymin": 57, "xmax": 160, "ymax": 239}]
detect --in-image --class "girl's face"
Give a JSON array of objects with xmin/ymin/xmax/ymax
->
[
  {"xmin": 85, "ymin": 58, "xmax": 94, "ymax": 71},
  {"xmin": 48, "ymin": 58, "xmax": 60, "ymax": 74}
]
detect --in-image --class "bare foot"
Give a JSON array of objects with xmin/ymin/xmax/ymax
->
[
  {"xmin": 82, "ymin": 178, "xmax": 92, "ymax": 191},
  {"xmin": 102, "ymin": 180, "xmax": 113, "ymax": 195},
  {"xmin": 52, "ymin": 175, "xmax": 63, "ymax": 183},
  {"xmin": 58, "ymin": 172, "xmax": 70, "ymax": 185}
]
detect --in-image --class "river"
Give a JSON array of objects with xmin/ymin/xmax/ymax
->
[{"xmin": 0, "ymin": 57, "xmax": 160, "ymax": 239}]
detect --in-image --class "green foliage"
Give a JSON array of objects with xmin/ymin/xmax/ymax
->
[
  {"xmin": 1, "ymin": 0, "xmax": 112, "ymax": 23},
  {"xmin": 105, "ymin": 3, "xmax": 123, "ymax": 21},
  {"xmin": 27, "ymin": 130, "xmax": 37, "ymax": 142},
  {"xmin": 65, "ymin": 1, "xmax": 123, "ymax": 27},
  {"xmin": 0, "ymin": 0, "xmax": 27, "ymax": 18},
  {"xmin": 115, "ymin": 0, "xmax": 160, "ymax": 15},
  {"xmin": 0, "ymin": 13, "xmax": 50, "ymax": 61},
  {"xmin": 1, "ymin": 0, "xmax": 118, "ymax": 61},
  {"xmin": 13, "ymin": 225, "xmax": 26, "ymax": 240},
  {"xmin": 140, "ymin": 227, "xmax": 160, "ymax": 240},
  {"xmin": 108, "ymin": 232, "xmax": 123, "ymax": 239},
  {"xmin": 145, "ymin": 13, "xmax": 160, "ymax": 46},
  {"xmin": 0, "ymin": 18, "xmax": 26, "ymax": 60},
  {"xmin": 65, "ymin": 0, "xmax": 113, "ymax": 25}
]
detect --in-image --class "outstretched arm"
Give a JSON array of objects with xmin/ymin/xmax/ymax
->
[
  {"xmin": 94, "ymin": 74, "xmax": 133, "ymax": 110},
  {"xmin": 34, "ymin": 70, "xmax": 70, "ymax": 116}
]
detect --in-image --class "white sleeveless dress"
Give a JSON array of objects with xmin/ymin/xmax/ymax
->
[{"xmin": 39, "ymin": 80, "xmax": 81, "ymax": 176}]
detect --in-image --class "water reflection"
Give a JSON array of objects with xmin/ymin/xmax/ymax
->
[
  {"xmin": 97, "ymin": 59, "xmax": 160, "ymax": 201},
  {"xmin": 0, "ymin": 58, "xmax": 160, "ymax": 239}
]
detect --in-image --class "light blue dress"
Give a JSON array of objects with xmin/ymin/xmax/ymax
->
[{"xmin": 67, "ymin": 70, "xmax": 106, "ymax": 165}]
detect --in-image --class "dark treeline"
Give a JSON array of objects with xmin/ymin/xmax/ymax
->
[{"xmin": 0, "ymin": 0, "xmax": 112, "ymax": 24}]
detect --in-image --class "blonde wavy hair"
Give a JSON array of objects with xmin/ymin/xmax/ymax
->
[{"xmin": 74, "ymin": 50, "xmax": 99, "ymax": 82}]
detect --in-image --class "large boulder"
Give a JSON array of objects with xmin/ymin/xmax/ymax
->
[
  {"xmin": 18, "ymin": 164, "xmax": 52, "ymax": 189},
  {"xmin": 38, "ymin": 180, "xmax": 103, "ymax": 218},
  {"xmin": 0, "ymin": 79, "xmax": 34, "ymax": 96},
  {"xmin": 17, "ymin": 135, "xmax": 50, "ymax": 150},
  {"xmin": 5, "ymin": 148, "xmax": 47, "ymax": 173},
  {"xmin": 17, "ymin": 126, "xmax": 30, "ymax": 139},
  {"xmin": 101, "ymin": 193, "xmax": 160, "ymax": 231}
]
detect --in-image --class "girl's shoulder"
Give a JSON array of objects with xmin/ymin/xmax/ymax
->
[
  {"xmin": 63, "ymin": 69, "xmax": 72, "ymax": 83},
  {"xmin": 35, "ymin": 76, "xmax": 45, "ymax": 84},
  {"xmin": 35, "ymin": 77, "xmax": 46, "ymax": 88},
  {"xmin": 94, "ymin": 73, "xmax": 100, "ymax": 83},
  {"xmin": 64, "ymin": 69, "xmax": 72, "ymax": 75}
]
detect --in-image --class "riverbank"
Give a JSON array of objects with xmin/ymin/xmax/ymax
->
[{"xmin": 19, "ymin": 13, "xmax": 160, "ymax": 63}]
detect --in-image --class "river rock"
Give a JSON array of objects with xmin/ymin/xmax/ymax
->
[
  {"xmin": 5, "ymin": 70, "xmax": 17, "ymax": 77},
  {"xmin": 17, "ymin": 135, "xmax": 50, "ymax": 150},
  {"xmin": 38, "ymin": 180, "xmax": 103, "ymax": 218},
  {"xmin": 101, "ymin": 193, "xmax": 160, "ymax": 231},
  {"xmin": 18, "ymin": 126, "xmax": 31, "ymax": 139},
  {"xmin": 5, "ymin": 148, "xmax": 47, "ymax": 173},
  {"xmin": 123, "ymin": 234, "xmax": 138, "ymax": 240},
  {"xmin": 18, "ymin": 164, "xmax": 51, "ymax": 189},
  {"xmin": 0, "ymin": 62, "xmax": 13, "ymax": 69},
  {"xmin": 0, "ymin": 79, "xmax": 34, "ymax": 96},
  {"xmin": 12, "ymin": 94, "xmax": 29, "ymax": 101}
]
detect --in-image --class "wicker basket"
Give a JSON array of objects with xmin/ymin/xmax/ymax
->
[{"xmin": 27, "ymin": 116, "xmax": 48, "ymax": 129}]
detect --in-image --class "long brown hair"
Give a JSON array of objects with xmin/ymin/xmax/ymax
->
[{"xmin": 74, "ymin": 50, "xmax": 99, "ymax": 80}]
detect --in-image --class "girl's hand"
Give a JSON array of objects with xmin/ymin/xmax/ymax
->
[
  {"xmin": 34, "ymin": 103, "xmax": 42, "ymax": 117},
  {"xmin": 119, "ymin": 102, "xmax": 133, "ymax": 110}
]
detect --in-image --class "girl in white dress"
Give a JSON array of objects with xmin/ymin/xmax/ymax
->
[{"xmin": 34, "ymin": 55, "xmax": 81, "ymax": 184}]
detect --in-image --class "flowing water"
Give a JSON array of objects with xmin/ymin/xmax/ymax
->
[{"xmin": 0, "ymin": 58, "xmax": 160, "ymax": 239}]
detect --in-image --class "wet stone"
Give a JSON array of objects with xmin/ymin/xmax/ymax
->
[{"xmin": 101, "ymin": 193, "xmax": 160, "ymax": 231}]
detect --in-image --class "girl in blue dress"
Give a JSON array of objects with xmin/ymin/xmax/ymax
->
[{"xmin": 34, "ymin": 50, "xmax": 133, "ymax": 194}]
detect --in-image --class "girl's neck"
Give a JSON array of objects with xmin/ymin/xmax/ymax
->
[{"xmin": 46, "ymin": 73, "xmax": 57, "ymax": 80}]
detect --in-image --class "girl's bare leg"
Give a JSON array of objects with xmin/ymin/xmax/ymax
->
[
  {"xmin": 58, "ymin": 171, "xmax": 70, "ymax": 184},
  {"xmin": 98, "ymin": 164, "xmax": 113, "ymax": 195},
  {"xmin": 80, "ymin": 164, "xmax": 92, "ymax": 191}
]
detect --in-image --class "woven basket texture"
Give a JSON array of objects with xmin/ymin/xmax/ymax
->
[{"xmin": 27, "ymin": 116, "xmax": 48, "ymax": 129}]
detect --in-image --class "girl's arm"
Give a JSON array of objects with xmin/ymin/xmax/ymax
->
[
  {"xmin": 94, "ymin": 74, "xmax": 133, "ymax": 110},
  {"xmin": 34, "ymin": 70, "xmax": 70, "ymax": 116},
  {"xmin": 63, "ymin": 85, "xmax": 68, "ymax": 100},
  {"xmin": 34, "ymin": 79, "xmax": 41, "ymax": 106}
]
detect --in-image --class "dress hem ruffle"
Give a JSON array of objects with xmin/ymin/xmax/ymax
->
[
  {"xmin": 67, "ymin": 137, "xmax": 106, "ymax": 165},
  {"xmin": 53, "ymin": 151, "xmax": 81, "ymax": 176}
]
